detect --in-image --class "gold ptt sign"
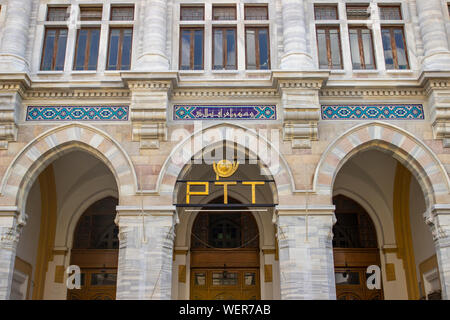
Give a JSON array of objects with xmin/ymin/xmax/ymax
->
[{"xmin": 185, "ymin": 160, "xmax": 266, "ymax": 205}]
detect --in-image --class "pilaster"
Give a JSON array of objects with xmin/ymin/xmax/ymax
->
[
  {"xmin": 274, "ymin": 72, "xmax": 328, "ymax": 149},
  {"xmin": 425, "ymin": 204, "xmax": 450, "ymax": 299},
  {"xmin": 127, "ymin": 80, "xmax": 172, "ymax": 149},
  {"xmin": 0, "ymin": 75, "xmax": 29, "ymax": 150},
  {"xmin": 422, "ymin": 73, "xmax": 450, "ymax": 147},
  {"xmin": 276, "ymin": 205, "xmax": 336, "ymax": 299},
  {"xmin": 0, "ymin": 207, "xmax": 23, "ymax": 300},
  {"xmin": 115, "ymin": 206, "xmax": 177, "ymax": 300},
  {"xmin": 280, "ymin": 0, "xmax": 313, "ymax": 70},
  {"xmin": 137, "ymin": 0, "xmax": 169, "ymax": 70},
  {"xmin": 0, "ymin": 0, "xmax": 33, "ymax": 72},
  {"xmin": 416, "ymin": 0, "xmax": 450, "ymax": 71}
]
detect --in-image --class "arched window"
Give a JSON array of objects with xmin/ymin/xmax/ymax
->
[
  {"xmin": 332, "ymin": 195, "xmax": 377, "ymax": 248},
  {"xmin": 73, "ymin": 197, "xmax": 119, "ymax": 249},
  {"xmin": 191, "ymin": 198, "xmax": 259, "ymax": 249}
]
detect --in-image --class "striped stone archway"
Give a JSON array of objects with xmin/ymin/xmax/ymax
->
[
  {"xmin": 157, "ymin": 123, "xmax": 295, "ymax": 204},
  {"xmin": 314, "ymin": 122, "xmax": 450, "ymax": 211},
  {"xmin": 0, "ymin": 123, "xmax": 137, "ymax": 213}
]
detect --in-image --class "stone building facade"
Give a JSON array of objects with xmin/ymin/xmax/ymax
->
[{"xmin": 0, "ymin": 0, "xmax": 449, "ymax": 300}]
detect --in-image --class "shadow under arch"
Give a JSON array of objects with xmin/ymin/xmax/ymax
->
[
  {"xmin": 314, "ymin": 122, "xmax": 450, "ymax": 214},
  {"xmin": 1, "ymin": 123, "xmax": 137, "ymax": 217},
  {"xmin": 158, "ymin": 122, "xmax": 293, "ymax": 201}
]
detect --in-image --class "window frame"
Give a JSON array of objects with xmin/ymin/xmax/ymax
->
[
  {"xmin": 106, "ymin": 27, "xmax": 133, "ymax": 70},
  {"xmin": 316, "ymin": 25, "xmax": 343, "ymax": 70},
  {"xmin": 46, "ymin": 6, "xmax": 70, "ymax": 22},
  {"xmin": 381, "ymin": 25, "xmax": 409, "ymax": 70},
  {"xmin": 378, "ymin": 5, "xmax": 403, "ymax": 20},
  {"xmin": 245, "ymin": 26, "xmax": 271, "ymax": 70},
  {"xmin": 110, "ymin": 5, "xmax": 135, "ymax": 21},
  {"xmin": 179, "ymin": 27, "xmax": 205, "ymax": 70},
  {"xmin": 180, "ymin": 5, "xmax": 205, "ymax": 21},
  {"xmin": 40, "ymin": 27, "xmax": 68, "ymax": 71},
  {"xmin": 314, "ymin": 4, "xmax": 339, "ymax": 20},
  {"xmin": 79, "ymin": 6, "xmax": 103, "ymax": 21},
  {"xmin": 73, "ymin": 27, "xmax": 101, "ymax": 71},
  {"xmin": 212, "ymin": 26, "xmax": 237, "ymax": 70},
  {"xmin": 212, "ymin": 5, "xmax": 237, "ymax": 21},
  {"xmin": 348, "ymin": 27, "xmax": 376, "ymax": 70},
  {"xmin": 244, "ymin": 4, "xmax": 268, "ymax": 20}
]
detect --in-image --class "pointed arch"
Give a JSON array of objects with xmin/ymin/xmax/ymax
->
[
  {"xmin": 314, "ymin": 122, "xmax": 450, "ymax": 213},
  {"xmin": 157, "ymin": 122, "xmax": 294, "ymax": 203},
  {"xmin": 0, "ymin": 123, "xmax": 137, "ymax": 215}
]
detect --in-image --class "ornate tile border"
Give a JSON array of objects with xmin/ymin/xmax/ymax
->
[
  {"xmin": 321, "ymin": 104, "xmax": 424, "ymax": 120},
  {"xmin": 26, "ymin": 106, "xmax": 129, "ymax": 121},
  {"xmin": 173, "ymin": 105, "xmax": 277, "ymax": 120}
]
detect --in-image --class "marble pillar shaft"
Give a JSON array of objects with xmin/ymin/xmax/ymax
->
[
  {"xmin": 277, "ymin": 213, "xmax": 336, "ymax": 299},
  {"xmin": 116, "ymin": 214, "xmax": 175, "ymax": 300},
  {"xmin": 0, "ymin": 0, "xmax": 33, "ymax": 71}
]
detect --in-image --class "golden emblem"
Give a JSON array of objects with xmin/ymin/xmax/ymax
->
[{"xmin": 213, "ymin": 160, "xmax": 239, "ymax": 180}]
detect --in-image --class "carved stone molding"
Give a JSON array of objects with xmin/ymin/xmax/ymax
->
[
  {"xmin": 25, "ymin": 90, "xmax": 130, "ymax": 99},
  {"xmin": 423, "ymin": 77, "xmax": 450, "ymax": 147},
  {"xmin": 127, "ymin": 80, "xmax": 172, "ymax": 149},
  {"xmin": 0, "ymin": 80, "xmax": 27, "ymax": 149},
  {"xmin": 278, "ymin": 79, "xmax": 324, "ymax": 149},
  {"xmin": 320, "ymin": 88, "xmax": 425, "ymax": 98},
  {"xmin": 172, "ymin": 88, "xmax": 279, "ymax": 99}
]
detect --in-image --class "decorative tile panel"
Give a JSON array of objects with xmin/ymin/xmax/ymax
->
[
  {"xmin": 173, "ymin": 105, "xmax": 277, "ymax": 120},
  {"xmin": 321, "ymin": 104, "xmax": 424, "ymax": 120},
  {"xmin": 26, "ymin": 106, "xmax": 129, "ymax": 121}
]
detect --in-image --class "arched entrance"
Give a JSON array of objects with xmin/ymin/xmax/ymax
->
[
  {"xmin": 67, "ymin": 197, "xmax": 119, "ymax": 300},
  {"xmin": 333, "ymin": 195, "xmax": 383, "ymax": 300},
  {"xmin": 171, "ymin": 140, "xmax": 279, "ymax": 299},
  {"xmin": 190, "ymin": 198, "xmax": 260, "ymax": 300}
]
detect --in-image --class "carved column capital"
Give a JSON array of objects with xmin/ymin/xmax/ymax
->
[
  {"xmin": 277, "ymin": 78, "xmax": 325, "ymax": 149},
  {"xmin": 127, "ymin": 80, "xmax": 172, "ymax": 149}
]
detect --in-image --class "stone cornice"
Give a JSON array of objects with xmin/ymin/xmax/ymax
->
[
  {"xmin": 172, "ymin": 88, "xmax": 279, "ymax": 98},
  {"xmin": 320, "ymin": 87, "xmax": 425, "ymax": 98},
  {"xmin": 0, "ymin": 74, "xmax": 31, "ymax": 98},
  {"xmin": 24, "ymin": 89, "xmax": 131, "ymax": 99},
  {"xmin": 126, "ymin": 80, "xmax": 172, "ymax": 91}
]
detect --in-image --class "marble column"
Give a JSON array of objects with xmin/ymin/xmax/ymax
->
[
  {"xmin": 0, "ymin": 0, "xmax": 33, "ymax": 72},
  {"xmin": 137, "ymin": 0, "xmax": 169, "ymax": 70},
  {"xmin": 0, "ymin": 209, "xmax": 22, "ymax": 300},
  {"xmin": 280, "ymin": 0, "xmax": 313, "ymax": 70},
  {"xmin": 276, "ymin": 206, "xmax": 336, "ymax": 299},
  {"xmin": 427, "ymin": 205, "xmax": 450, "ymax": 299},
  {"xmin": 416, "ymin": 0, "xmax": 450, "ymax": 70},
  {"xmin": 115, "ymin": 207, "xmax": 176, "ymax": 300}
]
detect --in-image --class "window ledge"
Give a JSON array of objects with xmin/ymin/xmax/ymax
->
[
  {"xmin": 71, "ymin": 71, "xmax": 98, "ymax": 74},
  {"xmin": 329, "ymin": 70, "xmax": 346, "ymax": 74},
  {"xmin": 179, "ymin": 70, "xmax": 205, "ymax": 76},
  {"xmin": 353, "ymin": 70, "xmax": 379, "ymax": 74},
  {"xmin": 36, "ymin": 71, "xmax": 65, "ymax": 75},
  {"xmin": 211, "ymin": 70, "xmax": 240, "ymax": 74},
  {"xmin": 385, "ymin": 69, "xmax": 414, "ymax": 74},
  {"xmin": 104, "ymin": 70, "xmax": 122, "ymax": 75},
  {"xmin": 245, "ymin": 70, "xmax": 271, "ymax": 75}
]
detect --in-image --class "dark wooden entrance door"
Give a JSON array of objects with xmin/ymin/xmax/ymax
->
[
  {"xmin": 67, "ymin": 268, "xmax": 117, "ymax": 300},
  {"xmin": 333, "ymin": 195, "xmax": 384, "ymax": 300},
  {"xmin": 67, "ymin": 197, "xmax": 119, "ymax": 300},
  {"xmin": 190, "ymin": 268, "xmax": 260, "ymax": 300},
  {"xmin": 190, "ymin": 208, "xmax": 261, "ymax": 300}
]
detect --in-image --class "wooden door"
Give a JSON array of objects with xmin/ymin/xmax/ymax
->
[
  {"xmin": 335, "ymin": 267, "xmax": 383, "ymax": 300},
  {"xmin": 67, "ymin": 268, "xmax": 117, "ymax": 300},
  {"xmin": 191, "ymin": 268, "xmax": 260, "ymax": 300}
]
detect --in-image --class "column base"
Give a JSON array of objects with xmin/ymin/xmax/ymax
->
[
  {"xmin": 136, "ymin": 53, "xmax": 170, "ymax": 71},
  {"xmin": 280, "ymin": 53, "xmax": 314, "ymax": 71},
  {"xmin": 422, "ymin": 52, "xmax": 450, "ymax": 71},
  {"xmin": 0, "ymin": 54, "xmax": 29, "ymax": 73}
]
